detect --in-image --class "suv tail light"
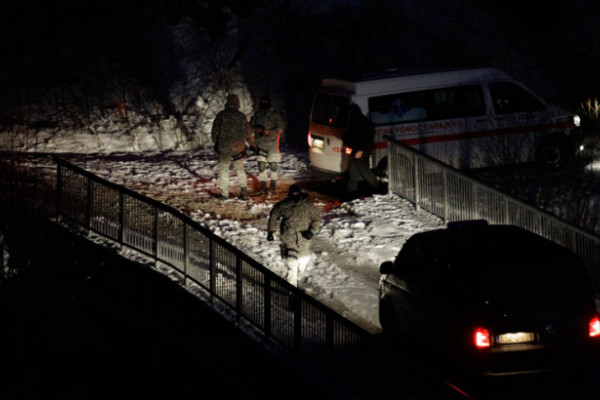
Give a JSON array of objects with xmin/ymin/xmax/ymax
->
[
  {"xmin": 589, "ymin": 316, "xmax": 600, "ymax": 338},
  {"xmin": 474, "ymin": 327, "xmax": 491, "ymax": 348}
]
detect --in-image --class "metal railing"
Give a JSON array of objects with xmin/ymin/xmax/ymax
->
[
  {"xmin": 386, "ymin": 137, "xmax": 600, "ymax": 293},
  {"xmin": 53, "ymin": 156, "xmax": 371, "ymax": 398}
]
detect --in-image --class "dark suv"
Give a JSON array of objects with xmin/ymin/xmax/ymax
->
[{"xmin": 379, "ymin": 220, "xmax": 600, "ymax": 384}]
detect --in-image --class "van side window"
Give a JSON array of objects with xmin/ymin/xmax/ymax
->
[
  {"xmin": 368, "ymin": 85, "xmax": 485, "ymax": 125},
  {"xmin": 311, "ymin": 93, "xmax": 348, "ymax": 127},
  {"xmin": 430, "ymin": 85, "xmax": 485, "ymax": 120},
  {"xmin": 489, "ymin": 82, "xmax": 546, "ymax": 115},
  {"xmin": 370, "ymin": 92, "xmax": 427, "ymax": 125}
]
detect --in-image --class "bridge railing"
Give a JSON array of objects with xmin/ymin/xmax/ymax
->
[
  {"xmin": 386, "ymin": 137, "xmax": 600, "ymax": 293},
  {"xmin": 53, "ymin": 156, "xmax": 372, "ymax": 398}
]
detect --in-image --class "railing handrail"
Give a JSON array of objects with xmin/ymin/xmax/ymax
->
[{"xmin": 384, "ymin": 136, "xmax": 600, "ymax": 240}]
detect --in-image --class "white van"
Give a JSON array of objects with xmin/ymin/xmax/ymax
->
[{"xmin": 307, "ymin": 67, "xmax": 581, "ymax": 176}]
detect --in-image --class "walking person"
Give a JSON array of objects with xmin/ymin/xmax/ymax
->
[
  {"xmin": 250, "ymin": 95, "xmax": 286, "ymax": 195},
  {"xmin": 343, "ymin": 104, "xmax": 380, "ymax": 199},
  {"xmin": 267, "ymin": 184, "xmax": 321, "ymax": 286},
  {"xmin": 211, "ymin": 94, "xmax": 254, "ymax": 200}
]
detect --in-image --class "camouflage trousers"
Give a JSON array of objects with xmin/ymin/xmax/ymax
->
[
  {"xmin": 217, "ymin": 153, "xmax": 247, "ymax": 197},
  {"xmin": 280, "ymin": 244, "xmax": 310, "ymax": 286},
  {"xmin": 258, "ymin": 161, "xmax": 279, "ymax": 183}
]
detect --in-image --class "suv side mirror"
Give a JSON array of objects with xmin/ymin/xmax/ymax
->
[{"xmin": 380, "ymin": 261, "xmax": 395, "ymax": 275}]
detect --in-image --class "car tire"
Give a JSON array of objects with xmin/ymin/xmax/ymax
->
[{"xmin": 537, "ymin": 135, "xmax": 572, "ymax": 168}]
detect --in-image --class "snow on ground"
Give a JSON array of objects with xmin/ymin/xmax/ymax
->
[{"xmin": 2, "ymin": 128, "xmax": 444, "ymax": 332}]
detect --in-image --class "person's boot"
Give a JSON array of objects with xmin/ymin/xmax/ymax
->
[
  {"xmin": 269, "ymin": 180, "xmax": 276, "ymax": 194},
  {"xmin": 258, "ymin": 181, "xmax": 267, "ymax": 195},
  {"xmin": 238, "ymin": 187, "xmax": 247, "ymax": 200}
]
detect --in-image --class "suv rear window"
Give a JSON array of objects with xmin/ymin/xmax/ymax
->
[{"xmin": 394, "ymin": 227, "xmax": 591, "ymax": 310}]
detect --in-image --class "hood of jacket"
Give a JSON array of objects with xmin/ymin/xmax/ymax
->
[{"xmin": 225, "ymin": 94, "xmax": 240, "ymax": 111}]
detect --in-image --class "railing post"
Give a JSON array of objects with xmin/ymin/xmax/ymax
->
[
  {"xmin": 387, "ymin": 143, "xmax": 395, "ymax": 198},
  {"xmin": 86, "ymin": 177, "xmax": 92, "ymax": 232},
  {"xmin": 442, "ymin": 170, "xmax": 449, "ymax": 224},
  {"xmin": 183, "ymin": 223, "xmax": 189, "ymax": 286},
  {"xmin": 118, "ymin": 192, "xmax": 124, "ymax": 245},
  {"xmin": 264, "ymin": 275, "xmax": 272, "ymax": 341},
  {"xmin": 236, "ymin": 256, "xmax": 242, "ymax": 322},
  {"xmin": 56, "ymin": 162, "xmax": 62, "ymax": 221},
  {"xmin": 209, "ymin": 240, "xmax": 216, "ymax": 304},
  {"xmin": 413, "ymin": 153, "xmax": 421, "ymax": 212},
  {"xmin": 153, "ymin": 208, "xmax": 159, "ymax": 260},
  {"xmin": 472, "ymin": 184, "xmax": 479, "ymax": 220}
]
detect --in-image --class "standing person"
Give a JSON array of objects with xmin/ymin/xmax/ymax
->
[
  {"xmin": 267, "ymin": 184, "xmax": 321, "ymax": 286},
  {"xmin": 343, "ymin": 103, "xmax": 380, "ymax": 199},
  {"xmin": 250, "ymin": 95, "xmax": 286, "ymax": 195},
  {"xmin": 211, "ymin": 94, "xmax": 253, "ymax": 200}
]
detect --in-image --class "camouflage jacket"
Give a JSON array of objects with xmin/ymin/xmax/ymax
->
[
  {"xmin": 268, "ymin": 194, "xmax": 321, "ymax": 250},
  {"xmin": 250, "ymin": 109, "xmax": 286, "ymax": 155},
  {"xmin": 211, "ymin": 95, "xmax": 252, "ymax": 157}
]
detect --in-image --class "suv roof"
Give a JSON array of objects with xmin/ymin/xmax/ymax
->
[
  {"xmin": 407, "ymin": 223, "xmax": 579, "ymax": 267},
  {"xmin": 399, "ymin": 222, "xmax": 590, "ymax": 307}
]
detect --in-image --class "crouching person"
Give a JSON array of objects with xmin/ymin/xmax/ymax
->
[{"xmin": 267, "ymin": 184, "xmax": 321, "ymax": 286}]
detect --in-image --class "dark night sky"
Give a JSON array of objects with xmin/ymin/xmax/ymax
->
[{"xmin": 1, "ymin": 0, "xmax": 599, "ymax": 131}]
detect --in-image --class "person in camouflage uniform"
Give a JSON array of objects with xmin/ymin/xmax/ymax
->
[
  {"xmin": 211, "ymin": 94, "xmax": 253, "ymax": 200},
  {"xmin": 267, "ymin": 184, "xmax": 321, "ymax": 286},
  {"xmin": 250, "ymin": 96, "xmax": 286, "ymax": 194}
]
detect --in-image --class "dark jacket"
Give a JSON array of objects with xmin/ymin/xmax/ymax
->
[
  {"xmin": 343, "ymin": 104, "xmax": 374, "ymax": 157},
  {"xmin": 211, "ymin": 95, "xmax": 252, "ymax": 157},
  {"xmin": 250, "ymin": 108, "xmax": 286, "ymax": 155}
]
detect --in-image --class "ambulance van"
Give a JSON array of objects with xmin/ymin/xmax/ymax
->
[{"xmin": 307, "ymin": 67, "xmax": 581, "ymax": 177}]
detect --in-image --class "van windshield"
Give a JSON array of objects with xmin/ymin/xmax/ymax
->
[
  {"xmin": 368, "ymin": 84, "xmax": 485, "ymax": 125},
  {"xmin": 488, "ymin": 82, "xmax": 546, "ymax": 114},
  {"xmin": 311, "ymin": 93, "xmax": 348, "ymax": 127}
]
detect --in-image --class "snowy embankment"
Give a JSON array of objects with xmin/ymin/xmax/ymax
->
[{"xmin": 2, "ymin": 122, "xmax": 444, "ymax": 332}]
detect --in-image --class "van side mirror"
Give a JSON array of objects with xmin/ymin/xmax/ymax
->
[{"xmin": 380, "ymin": 261, "xmax": 395, "ymax": 275}]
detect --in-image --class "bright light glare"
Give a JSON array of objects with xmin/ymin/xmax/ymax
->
[
  {"xmin": 345, "ymin": 146, "xmax": 352, "ymax": 155},
  {"xmin": 589, "ymin": 316, "xmax": 600, "ymax": 338},
  {"xmin": 307, "ymin": 131, "xmax": 312, "ymax": 147},
  {"xmin": 474, "ymin": 327, "xmax": 490, "ymax": 348},
  {"xmin": 574, "ymin": 115, "xmax": 581, "ymax": 127},
  {"xmin": 497, "ymin": 331, "xmax": 535, "ymax": 344}
]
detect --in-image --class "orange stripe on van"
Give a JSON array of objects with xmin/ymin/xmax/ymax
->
[{"xmin": 375, "ymin": 121, "xmax": 574, "ymax": 148}]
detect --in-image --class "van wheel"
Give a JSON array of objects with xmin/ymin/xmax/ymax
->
[{"xmin": 537, "ymin": 136, "xmax": 570, "ymax": 168}]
